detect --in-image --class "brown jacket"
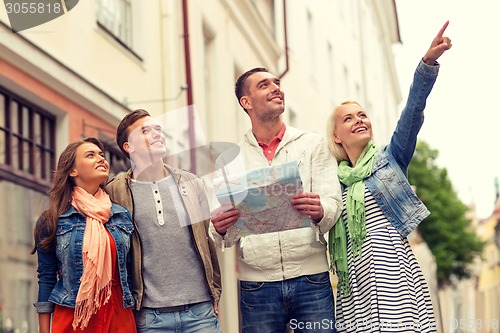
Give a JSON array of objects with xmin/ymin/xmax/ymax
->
[{"xmin": 106, "ymin": 167, "xmax": 222, "ymax": 310}]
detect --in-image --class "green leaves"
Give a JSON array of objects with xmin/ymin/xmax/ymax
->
[{"xmin": 408, "ymin": 141, "xmax": 484, "ymax": 286}]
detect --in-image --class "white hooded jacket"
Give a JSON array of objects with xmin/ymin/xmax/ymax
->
[{"xmin": 211, "ymin": 125, "xmax": 342, "ymax": 282}]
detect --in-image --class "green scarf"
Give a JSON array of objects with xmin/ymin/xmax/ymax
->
[{"xmin": 329, "ymin": 142, "xmax": 378, "ymax": 296}]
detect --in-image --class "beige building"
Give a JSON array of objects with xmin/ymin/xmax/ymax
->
[
  {"xmin": 177, "ymin": 1, "xmax": 403, "ymax": 331},
  {"xmin": 0, "ymin": 1, "xmax": 404, "ymax": 332},
  {"xmin": 436, "ymin": 206, "xmax": 481, "ymax": 333},
  {"xmin": 0, "ymin": 1, "xmax": 167, "ymax": 331},
  {"xmin": 438, "ymin": 268, "xmax": 481, "ymax": 333},
  {"xmin": 475, "ymin": 205, "xmax": 500, "ymax": 333},
  {"xmin": 435, "ymin": 201, "xmax": 500, "ymax": 333}
]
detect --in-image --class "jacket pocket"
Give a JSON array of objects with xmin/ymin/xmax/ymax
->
[
  {"xmin": 284, "ymin": 228, "xmax": 325, "ymax": 262},
  {"xmin": 372, "ymin": 158, "xmax": 393, "ymax": 181},
  {"xmin": 55, "ymin": 224, "xmax": 76, "ymax": 294},
  {"xmin": 115, "ymin": 221, "xmax": 134, "ymax": 234},
  {"xmin": 114, "ymin": 223, "xmax": 133, "ymax": 252},
  {"xmin": 55, "ymin": 224, "xmax": 74, "ymax": 255},
  {"xmin": 239, "ymin": 234, "xmax": 281, "ymax": 270}
]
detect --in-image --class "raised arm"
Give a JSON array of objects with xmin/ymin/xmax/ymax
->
[
  {"xmin": 388, "ymin": 21, "xmax": 453, "ymax": 171},
  {"xmin": 423, "ymin": 20, "xmax": 452, "ymax": 65}
]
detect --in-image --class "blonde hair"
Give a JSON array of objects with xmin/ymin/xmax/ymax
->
[{"xmin": 327, "ymin": 100, "xmax": 372, "ymax": 163}]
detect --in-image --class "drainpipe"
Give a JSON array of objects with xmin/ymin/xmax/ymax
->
[
  {"xmin": 182, "ymin": 0, "xmax": 196, "ymax": 172},
  {"xmin": 277, "ymin": 0, "xmax": 289, "ymax": 79}
]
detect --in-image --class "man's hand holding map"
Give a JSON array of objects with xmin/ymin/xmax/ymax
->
[{"xmin": 213, "ymin": 161, "xmax": 311, "ymax": 239}]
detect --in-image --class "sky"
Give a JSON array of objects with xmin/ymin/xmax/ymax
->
[{"xmin": 393, "ymin": 0, "xmax": 500, "ymax": 219}]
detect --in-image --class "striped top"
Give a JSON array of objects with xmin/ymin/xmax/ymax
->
[{"xmin": 335, "ymin": 187, "xmax": 437, "ymax": 333}]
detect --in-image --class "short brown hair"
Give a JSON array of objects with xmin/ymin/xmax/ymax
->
[
  {"xmin": 116, "ymin": 109, "xmax": 150, "ymax": 159},
  {"xmin": 235, "ymin": 67, "xmax": 269, "ymax": 113}
]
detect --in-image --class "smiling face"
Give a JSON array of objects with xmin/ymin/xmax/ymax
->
[
  {"xmin": 333, "ymin": 102, "xmax": 372, "ymax": 151},
  {"xmin": 69, "ymin": 142, "xmax": 109, "ymax": 191},
  {"xmin": 240, "ymin": 71, "xmax": 285, "ymax": 122},
  {"xmin": 123, "ymin": 116, "xmax": 167, "ymax": 165}
]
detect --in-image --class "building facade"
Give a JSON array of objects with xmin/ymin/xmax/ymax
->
[
  {"xmin": 0, "ymin": 1, "xmax": 403, "ymax": 332},
  {"xmin": 476, "ymin": 207, "xmax": 500, "ymax": 333}
]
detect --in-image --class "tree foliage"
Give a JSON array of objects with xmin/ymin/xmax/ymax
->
[{"xmin": 408, "ymin": 141, "xmax": 484, "ymax": 286}]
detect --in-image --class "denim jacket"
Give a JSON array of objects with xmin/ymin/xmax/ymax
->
[
  {"xmin": 34, "ymin": 203, "xmax": 135, "ymax": 313},
  {"xmin": 364, "ymin": 60, "xmax": 439, "ymax": 237}
]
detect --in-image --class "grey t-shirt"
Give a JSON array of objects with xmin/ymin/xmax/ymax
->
[{"xmin": 130, "ymin": 175, "xmax": 210, "ymax": 307}]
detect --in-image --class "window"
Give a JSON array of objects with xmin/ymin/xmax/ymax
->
[
  {"xmin": 327, "ymin": 43, "xmax": 335, "ymax": 105},
  {"xmin": 288, "ymin": 107, "xmax": 297, "ymax": 127},
  {"xmin": 307, "ymin": 10, "xmax": 317, "ymax": 81},
  {"xmin": 100, "ymin": 136, "xmax": 130, "ymax": 178},
  {"xmin": 203, "ymin": 24, "xmax": 216, "ymax": 139},
  {"xmin": 488, "ymin": 248, "xmax": 497, "ymax": 269},
  {"xmin": 5, "ymin": 279, "xmax": 34, "ymax": 333},
  {"xmin": 251, "ymin": 0, "xmax": 276, "ymax": 35},
  {"xmin": 0, "ymin": 87, "xmax": 56, "ymax": 191},
  {"xmin": 495, "ymin": 219, "xmax": 500, "ymax": 249},
  {"xmin": 96, "ymin": 0, "xmax": 133, "ymax": 49},
  {"xmin": 343, "ymin": 66, "xmax": 350, "ymax": 97}
]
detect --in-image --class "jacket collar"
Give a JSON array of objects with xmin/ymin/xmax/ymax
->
[
  {"xmin": 60, "ymin": 201, "xmax": 128, "ymax": 218},
  {"xmin": 244, "ymin": 124, "xmax": 307, "ymax": 150},
  {"xmin": 126, "ymin": 164, "xmax": 184, "ymax": 186}
]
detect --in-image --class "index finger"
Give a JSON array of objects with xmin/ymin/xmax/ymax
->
[
  {"xmin": 210, "ymin": 204, "xmax": 236, "ymax": 216},
  {"xmin": 436, "ymin": 20, "xmax": 449, "ymax": 38},
  {"xmin": 293, "ymin": 192, "xmax": 320, "ymax": 199}
]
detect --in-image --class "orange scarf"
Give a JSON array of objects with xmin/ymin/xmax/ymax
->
[{"xmin": 71, "ymin": 187, "xmax": 112, "ymax": 330}]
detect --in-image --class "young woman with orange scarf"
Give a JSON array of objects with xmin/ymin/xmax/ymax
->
[{"xmin": 32, "ymin": 137, "xmax": 136, "ymax": 333}]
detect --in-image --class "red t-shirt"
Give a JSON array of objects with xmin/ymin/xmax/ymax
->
[{"xmin": 257, "ymin": 123, "xmax": 286, "ymax": 162}]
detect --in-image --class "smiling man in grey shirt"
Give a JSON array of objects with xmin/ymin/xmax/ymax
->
[{"xmin": 107, "ymin": 109, "xmax": 221, "ymax": 333}]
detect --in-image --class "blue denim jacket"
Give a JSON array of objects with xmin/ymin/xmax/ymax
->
[
  {"xmin": 364, "ymin": 60, "xmax": 439, "ymax": 237},
  {"xmin": 34, "ymin": 203, "xmax": 135, "ymax": 313}
]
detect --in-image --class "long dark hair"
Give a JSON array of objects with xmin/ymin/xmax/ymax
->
[{"xmin": 31, "ymin": 137, "xmax": 105, "ymax": 254}]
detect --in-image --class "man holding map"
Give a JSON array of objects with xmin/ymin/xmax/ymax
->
[{"xmin": 211, "ymin": 67, "xmax": 342, "ymax": 332}]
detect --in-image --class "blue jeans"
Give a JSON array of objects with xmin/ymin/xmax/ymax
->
[
  {"xmin": 240, "ymin": 272, "xmax": 336, "ymax": 333},
  {"xmin": 135, "ymin": 301, "xmax": 221, "ymax": 333}
]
